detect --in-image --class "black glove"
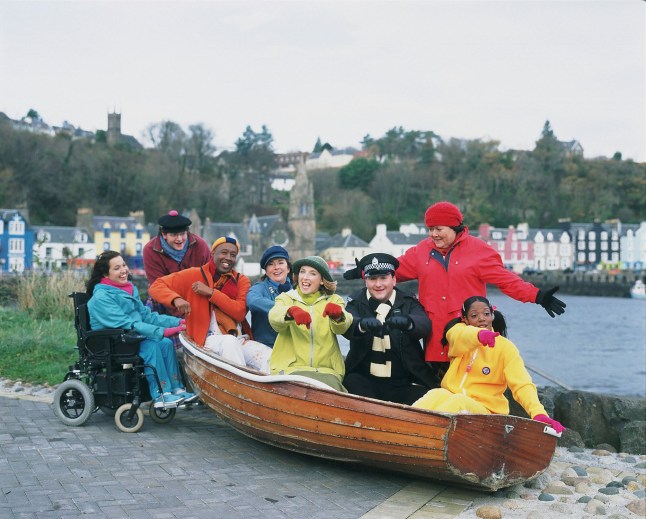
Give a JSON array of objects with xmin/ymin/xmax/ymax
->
[
  {"xmin": 343, "ymin": 258, "xmax": 361, "ymax": 280},
  {"xmin": 358, "ymin": 317, "xmax": 384, "ymax": 338},
  {"xmin": 536, "ymin": 286, "xmax": 566, "ymax": 318},
  {"xmin": 385, "ymin": 315, "xmax": 413, "ymax": 331}
]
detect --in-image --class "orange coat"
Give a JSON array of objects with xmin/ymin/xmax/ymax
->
[{"xmin": 148, "ymin": 264, "xmax": 251, "ymax": 346}]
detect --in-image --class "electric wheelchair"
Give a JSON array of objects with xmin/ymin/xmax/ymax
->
[{"xmin": 53, "ymin": 292, "xmax": 181, "ymax": 432}]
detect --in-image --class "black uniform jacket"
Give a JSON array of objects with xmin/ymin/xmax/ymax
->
[{"xmin": 343, "ymin": 286, "xmax": 438, "ymax": 389}]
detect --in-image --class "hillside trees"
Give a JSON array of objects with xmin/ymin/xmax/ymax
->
[{"xmin": 0, "ymin": 116, "xmax": 644, "ymax": 235}]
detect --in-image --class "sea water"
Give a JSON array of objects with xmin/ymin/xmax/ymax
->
[{"xmin": 337, "ymin": 291, "xmax": 646, "ymax": 398}]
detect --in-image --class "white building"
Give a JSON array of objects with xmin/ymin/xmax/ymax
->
[
  {"xmin": 33, "ymin": 226, "xmax": 95, "ymax": 272},
  {"xmin": 621, "ymin": 222, "xmax": 646, "ymax": 270}
]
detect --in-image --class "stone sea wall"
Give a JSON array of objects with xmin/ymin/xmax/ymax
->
[{"xmin": 509, "ymin": 388, "xmax": 646, "ymax": 455}]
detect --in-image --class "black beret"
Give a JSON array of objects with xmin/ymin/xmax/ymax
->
[{"xmin": 158, "ymin": 210, "xmax": 191, "ymax": 232}]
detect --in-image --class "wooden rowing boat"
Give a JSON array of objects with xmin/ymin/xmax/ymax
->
[{"xmin": 180, "ymin": 335, "xmax": 560, "ymax": 491}]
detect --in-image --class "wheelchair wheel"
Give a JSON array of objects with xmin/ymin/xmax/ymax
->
[
  {"xmin": 53, "ymin": 379, "xmax": 95, "ymax": 427},
  {"xmin": 149, "ymin": 405, "xmax": 176, "ymax": 424},
  {"xmin": 114, "ymin": 404, "xmax": 144, "ymax": 433}
]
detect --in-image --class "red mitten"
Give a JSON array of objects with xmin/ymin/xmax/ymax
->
[
  {"xmin": 287, "ymin": 306, "xmax": 312, "ymax": 329},
  {"xmin": 477, "ymin": 329, "xmax": 500, "ymax": 347},
  {"xmin": 322, "ymin": 302, "xmax": 343, "ymax": 320},
  {"xmin": 163, "ymin": 323, "xmax": 186, "ymax": 337},
  {"xmin": 533, "ymin": 414, "xmax": 566, "ymax": 433}
]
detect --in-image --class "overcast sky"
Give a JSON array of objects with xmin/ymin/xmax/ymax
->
[{"xmin": 1, "ymin": 0, "xmax": 644, "ymax": 162}]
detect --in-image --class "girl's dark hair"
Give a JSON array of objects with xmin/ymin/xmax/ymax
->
[
  {"xmin": 86, "ymin": 250, "xmax": 122, "ymax": 295},
  {"xmin": 441, "ymin": 295, "xmax": 508, "ymax": 345}
]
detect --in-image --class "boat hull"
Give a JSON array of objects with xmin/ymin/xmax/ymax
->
[{"xmin": 181, "ymin": 336, "xmax": 558, "ymax": 491}]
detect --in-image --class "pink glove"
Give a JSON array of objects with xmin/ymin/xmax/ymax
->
[
  {"xmin": 164, "ymin": 323, "xmax": 186, "ymax": 337},
  {"xmin": 322, "ymin": 302, "xmax": 343, "ymax": 320},
  {"xmin": 533, "ymin": 414, "xmax": 566, "ymax": 433},
  {"xmin": 477, "ymin": 329, "xmax": 500, "ymax": 347},
  {"xmin": 287, "ymin": 306, "xmax": 312, "ymax": 329}
]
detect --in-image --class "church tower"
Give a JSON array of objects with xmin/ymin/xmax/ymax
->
[
  {"xmin": 107, "ymin": 112, "xmax": 121, "ymax": 145},
  {"xmin": 287, "ymin": 157, "xmax": 316, "ymax": 259}
]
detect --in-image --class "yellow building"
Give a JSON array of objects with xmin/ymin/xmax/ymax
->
[{"xmin": 77, "ymin": 208, "xmax": 150, "ymax": 270}]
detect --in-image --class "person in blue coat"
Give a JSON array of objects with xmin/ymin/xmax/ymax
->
[
  {"xmin": 246, "ymin": 246, "xmax": 293, "ymax": 347},
  {"xmin": 86, "ymin": 251, "xmax": 197, "ymax": 408}
]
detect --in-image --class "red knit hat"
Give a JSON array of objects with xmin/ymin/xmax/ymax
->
[{"xmin": 424, "ymin": 202, "xmax": 463, "ymax": 228}]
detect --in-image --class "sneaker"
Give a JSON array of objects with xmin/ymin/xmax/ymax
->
[
  {"xmin": 174, "ymin": 390, "xmax": 199, "ymax": 404},
  {"xmin": 153, "ymin": 393, "xmax": 185, "ymax": 408}
]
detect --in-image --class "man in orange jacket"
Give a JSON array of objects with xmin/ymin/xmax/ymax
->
[{"xmin": 149, "ymin": 236, "xmax": 271, "ymax": 372}]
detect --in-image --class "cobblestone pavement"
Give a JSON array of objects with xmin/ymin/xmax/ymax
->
[{"xmin": 0, "ymin": 393, "xmax": 482, "ymax": 519}]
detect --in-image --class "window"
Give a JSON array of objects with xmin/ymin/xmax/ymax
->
[
  {"xmin": 120, "ymin": 242, "xmax": 126, "ymax": 252},
  {"xmin": 9, "ymin": 257, "xmax": 25, "ymax": 273},
  {"xmin": 136, "ymin": 229, "xmax": 143, "ymax": 239},
  {"xmin": 511, "ymin": 242, "xmax": 518, "ymax": 251},
  {"xmin": 46, "ymin": 247, "xmax": 52, "ymax": 257},
  {"xmin": 9, "ymin": 238, "xmax": 24, "ymax": 252},
  {"xmin": 601, "ymin": 253, "xmax": 608, "ymax": 262},
  {"xmin": 103, "ymin": 242, "xmax": 110, "ymax": 251},
  {"xmin": 600, "ymin": 232, "xmax": 608, "ymax": 240},
  {"xmin": 498, "ymin": 242, "xmax": 505, "ymax": 251},
  {"xmin": 136, "ymin": 243, "xmax": 142, "ymax": 254},
  {"xmin": 120, "ymin": 228, "xmax": 126, "ymax": 239},
  {"xmin": 9, "ymin": 218, "xmax": 25, "ymax": 234},
  {"xmin": 521, "ymin": 242, "xmax": 528, "ymax": 251},
  {"xmin": 601, "ymin": 242, "xmax": 608, "ymax": 251},
  {"xmin": 103, "ymin": 227, "xmax": 110, "ymax": 238}
]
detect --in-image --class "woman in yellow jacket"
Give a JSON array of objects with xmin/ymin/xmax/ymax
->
[
  {"xmin": 412, "ymin": 295, "xmax": 565, "ymax": 433},
  {"xmin": 269, "ymin": 256, "xmax": 352, "ymax": 392}
]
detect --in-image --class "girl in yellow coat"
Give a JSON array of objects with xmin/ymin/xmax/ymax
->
[
  {"xmin": 269, "ymin": 256, "xmax": 352, "ymax": 392},
  {"xmin": 412, "ymin": 295, "xmax": 565, "ymax": 432}
]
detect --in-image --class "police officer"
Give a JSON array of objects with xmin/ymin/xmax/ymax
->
[{"xmin": 342, "ymin": 253, "xmax": 439, "ymax": 405}]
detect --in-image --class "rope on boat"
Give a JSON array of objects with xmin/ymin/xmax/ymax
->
[{"xmin": 525, "ymin": 363, "xmax": 573, "ymax": 390}]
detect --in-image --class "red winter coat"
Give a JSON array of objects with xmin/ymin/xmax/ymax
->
[{"xmin": 396, "ymin": 229, "xmax": 539, "ymax": 362}]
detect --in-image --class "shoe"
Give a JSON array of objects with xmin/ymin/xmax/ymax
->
[
  {"xmin": 153, "ymin": 393, "xmax": 185, "ymax": 408},
  {"xmin": 174, "ymin": 390, "xmax": 199, "ymax": 404}
]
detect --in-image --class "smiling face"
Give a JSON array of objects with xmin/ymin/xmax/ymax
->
[
  {"xmin": 161, "ymin": 230, "xmax": 188, "ymax": 251},
  {"xmin": 365, "ymin": 274, "xmax": 396, "ymax": 302},
  {"xmin": 105, "ymin": 255, "xmax": 129, "ymax": 284},
  {"xmin": 212, "ymin": 243, "xmax": 238, "ymax": 275},
  {"xmin": 297, "ymin": 266, "xmax": 322, "ymax": 295},
  {"xmin": 463, "ymin": 301, "xmax": 493, "ymax": 329},
  {"xmin": 265, "ymin": 257, "xmax": 290, "ymax": 284},
  {"xmin": 428, "ymin": 225, "xmax": 457, "ymax": 249}
]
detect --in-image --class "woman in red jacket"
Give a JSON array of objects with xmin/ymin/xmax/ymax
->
[{"xmin": 395, "ymin": 201, "xmax": 566, "ymax": 376}]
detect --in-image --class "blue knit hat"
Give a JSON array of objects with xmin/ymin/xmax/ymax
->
[{"xmin": 260, "ymin": 245, "xmax": 290, "ymax": 270}]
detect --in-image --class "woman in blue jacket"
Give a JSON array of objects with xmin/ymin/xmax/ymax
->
[
  {"xmin": 86, "ymin": 251, "xmax": 196, "ymax": 408},
  {"xmin": 246, "ymin": 246, "xmax": 293, "ymax": 347}
]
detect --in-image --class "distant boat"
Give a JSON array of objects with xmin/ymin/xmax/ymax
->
[
  {"xmin": 630, "ymin": 280, "xmax": 646, "ymax": 300},
  {"xmin": 179, "ymin": 335, "xmax": 560, "ymax": 491}
]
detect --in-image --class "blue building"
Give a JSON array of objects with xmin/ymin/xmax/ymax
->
[{"xmin": 0, "ymin": 209, "xmax": 35, "ymax": 273}]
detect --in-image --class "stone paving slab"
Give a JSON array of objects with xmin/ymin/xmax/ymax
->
[{"xmin": 0, "ymin": 396, "xmax": 482, "ymax": 518}]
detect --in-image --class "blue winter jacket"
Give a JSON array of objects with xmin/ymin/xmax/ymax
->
[
  {"xmin": 88, "ymin": 284, "xmax": 180, "ymax": 341},
  {"xmin": 246, "ymin": 278, "xmax": 291, "ymax": 347}
]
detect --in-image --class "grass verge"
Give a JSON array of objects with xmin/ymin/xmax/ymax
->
[{"xmin": 0, "ymin": 307, "xmax": 76, "ymax": 386}]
